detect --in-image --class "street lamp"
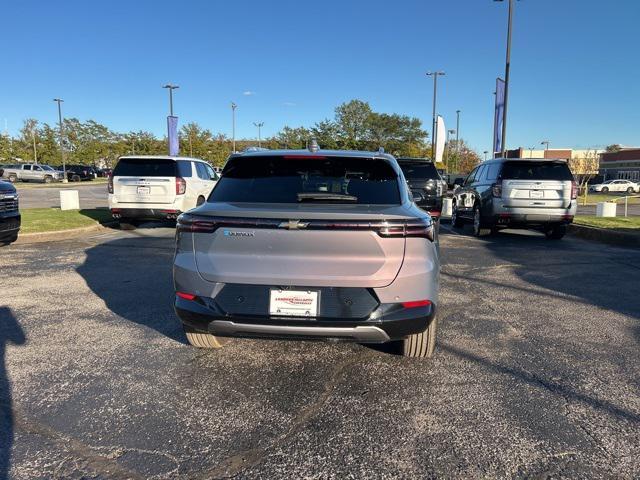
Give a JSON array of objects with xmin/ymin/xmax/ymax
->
[
  {"xmin": 455, "ymin": 110, "xmax": 461, "ymax": 172},
  {"xmin": 53, "ymin": 98, "xmax": 67, "ymax": 183},
  {"xmin": 426, "ymin": 71, "xmax": 445, "ymax": 160},
  {"xmin": 484, "ymin": 150, "xmax": 489, "ymax": 161},
  {"xmin": 231, "ymin": 102, "xmax": 237, "ymax": 153},
  {"xmin": 541, "ymin": 140, "xmax": 550, "ymax": 151},
  {"xmin": 494, "ymin": 0, "xmax": 518, "ymax": 157},
  {"xmin": 162, "ymin": 84, "xmax": 179, "ymax": 116},
  {"xmin": 253, "ymin": 122, "xmax": 264, "ymax": 147}
]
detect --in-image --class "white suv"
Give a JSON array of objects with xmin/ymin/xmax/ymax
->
[{"xmin": 108, "ymin": 156, "xmax": 218, "ymax": 224}]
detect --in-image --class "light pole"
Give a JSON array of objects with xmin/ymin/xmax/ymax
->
[
  {"xmin": 253, "ymin": 122, "xmax": 264, "ymax": 147},
  {"xmin": 484, "ymin": 151, "xmax": 489, "ymax": 161},
  {"xmin": 162, "ymin": 84, "xmax": 179, "ymax": 116},
  {"xmin": 31, "ymin": 125, "xmax": 38, "ymax": 164},
  {"xmin": 541, "ymin": 140, "xmax": 550, "ymax": 151},
  {"xmin": 529, "ymin": 146, "xmax": 535, "ymax": 158},
  {"xmin": 495, "ymin": 0, "xmax": 517, "ymax": 157},
  {"xmin": 426, "ymin": 71, "xmax": 445, "ymax": 160},
  {"xmin": 231, "ymin": 102, "xmax": 237, "ymax": 153},
  {"xmin": 53, "ymin": 98, "xmax": 67, "ymax": 182}
]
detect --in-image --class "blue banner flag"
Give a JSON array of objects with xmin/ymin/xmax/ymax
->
[
  {"xmin": 493, "ymin": 78, "xmax": 505, "ymax": 156},
  {"xmin": 167, "ymin": 115, "xmax": 179, "ymax": 156}
]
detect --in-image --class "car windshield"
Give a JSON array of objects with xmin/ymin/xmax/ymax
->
[
  {"xmin": 113, "ymin": 158, "xmax": 177, "ymax": 177},
  {"xmin": 41, "ymin": 165, "xmax": 55, "ymax": 171},
  {"xmin": 211, "ymin": 155, "xmax": 401, "ymax": 204},
  {"xmin": 399, "ymin": 162, "xmax": 439, "ymax": 180},
  {"xmin": 500, "ymin": 161, "xmax": 573, "ymax": 181}
]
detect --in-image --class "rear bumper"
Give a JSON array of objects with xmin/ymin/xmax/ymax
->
[
  {"xmin": 110, "ymin": 207, "xmax": 181, "ymax": 220},
  {"xmin": 490, "ymin": 202, "xmax": 577, "ymax": 227},
  {"xmin": 175, "ymin": 295, "xmax": 435, "ymax": 343}
]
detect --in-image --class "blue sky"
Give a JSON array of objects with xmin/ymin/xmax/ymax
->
[{"xmin": 2, "ymin": 0, "xmax": 639, "ymax": 153}]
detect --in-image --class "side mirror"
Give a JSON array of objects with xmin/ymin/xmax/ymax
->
[{"xmin": 411, "ymin": 190, "xmax": 425, "ymax": 203}]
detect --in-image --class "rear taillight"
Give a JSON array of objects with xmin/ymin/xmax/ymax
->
[
  {"xmin": 107, "ymin": 176, "xmax": 113, "ymax": 194},
  {"xmin": 491, "ymin": 181, "xmax": 502, "ymax": 198},
  {"xmin": 571, "ymin": 180, "xmax": 578, "ymax": 199},
  {"xmin": 176, "ymin": 177, "xmax": 186, "ymax": 195},
  {"xmin": 177, "ymin": 214, "xmax": 217, "ymax": 233},
  {"xmin": 378, "ymin": 218, "xmax": 435, "ymax": 242}
]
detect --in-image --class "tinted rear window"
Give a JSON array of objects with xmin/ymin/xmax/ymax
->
[
  {"xmin": 500, "ymin": 161, "xmax": 573, "ymax": 181},
  {"xmin": 212, "ymin": 155, "xmax": 401, "ymax": 204},
  {"xmin": 399, "ymin": 162, "xmax": 439, "ymax": 180},
  {"xmin": 113, "ymin": 158, "xmax": 176, "ymax": 177}
]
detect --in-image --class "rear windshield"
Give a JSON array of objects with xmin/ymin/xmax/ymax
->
[
  {"xmin": 399, "ymin": 162, "xmax": 439, "ymax": 180},
  {"xmin": 500, "ymin": 161, "xmax": 573, "ymax": 181},
  {"xmin": 211, "ymin": 155, "xmax": 401, "ymax": 204},
  {"xmin": 113, "ymin": 158, "xmax": 176, "ymax": 177}
]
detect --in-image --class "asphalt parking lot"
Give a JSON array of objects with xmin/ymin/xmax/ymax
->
[
  {"xmin": 15, "ymin": 183, "xmax": 107, "ymax": 209},
  {"xmin": 1, "ymin": 225, "xmax": 639, "ymax": 478}
]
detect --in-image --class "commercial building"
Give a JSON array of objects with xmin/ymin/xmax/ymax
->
[{"xmin": 599, "ymin": 149, "xmax": 640, "ymax": 181}]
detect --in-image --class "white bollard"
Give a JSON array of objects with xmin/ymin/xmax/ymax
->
[
  {"xmin": 595, "ymin": 201, "xmax": 616, "ymax": 218},
  {"xmin": 442, "ymin": 198, "xmax": 453, "ymax": 218},
  {"xmin": 60, "ymin": 190, "xmax": 80, "ymax": 210}
]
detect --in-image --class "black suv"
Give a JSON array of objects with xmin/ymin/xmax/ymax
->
[
  {"xmin": 0, "ymin": 180, "xmax": 20, "ymax": 245},
  {"xmin": 396, "ymin": 158, "xmax": 445, "ymax": 213},
  {"xmin": 64, "ymin": 165, "xmax": 97, "ymax": 181}
]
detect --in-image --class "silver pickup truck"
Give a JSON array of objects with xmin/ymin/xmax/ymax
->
[{"xmin": 2, "ymin": 163, "xmax": 64, "ymax": 183}]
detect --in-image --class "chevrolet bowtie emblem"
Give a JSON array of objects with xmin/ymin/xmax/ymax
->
[{"xmin": 279, "ymin": 220, "xmax": 309, "ymax": 230}]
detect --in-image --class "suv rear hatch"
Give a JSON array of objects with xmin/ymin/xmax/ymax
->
[
  {"xmin": 499, "ymin": 160, "xmax": 575, "ymax": 209},
  {"xmin": 183, "ymin": 154, "xmax": 420, "ymax": 288},
  {"xmin": 398, "ymin": 160, "xmax": 442, "ymax": 196},
  {"xmin": 112, "ymin": 158, "xmax": 179, "ymax": 204}
]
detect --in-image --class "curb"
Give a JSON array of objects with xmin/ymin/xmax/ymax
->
[
  {"xmin": 568, "ymin": 224, "xmax": 640, "ymax": 248},
  {"xmin": 15, "ymin": 222, "xmax": 119, "ymax": 244}
]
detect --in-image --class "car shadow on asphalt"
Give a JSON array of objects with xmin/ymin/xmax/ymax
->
[
  {"xmin": 0, "ymin": 307, "xmax": 26, "ymax": 480},
  {"xmin": 76, "ymin": 234, "xmax": 187, "ymax": 345}
]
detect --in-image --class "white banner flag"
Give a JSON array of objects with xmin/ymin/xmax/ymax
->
[{"xmin": 435, "ymin": 115, "xmax": 446, "ymax": 164}]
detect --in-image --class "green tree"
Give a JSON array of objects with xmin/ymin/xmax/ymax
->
[{"xmin": 334, "ymin": 99, "xmax": 372, "ymax": 149}]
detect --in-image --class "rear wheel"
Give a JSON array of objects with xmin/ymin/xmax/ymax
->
[
  {"xmin": 626, "ymin": 186, "xmax": 634, "ymax": 193},
  {"xmin": 44, "ymin": 175, "xmax": 52, "ymax": 183},
  {"xmin": 601, "ymin": 186, "xmax": 609, "ymax": 193},
  {"xmin": 451, "ymin": 202, "xmax": 464, "ymax": 228},
  {"xmin": 546, "ymin": 225, "xmax": 567, "ymax": 240},
  {"xmin": 183, "ymin": 325, "xmax": 230, "ymax": 349},
  {"xmin": 72, "ymin": 174, "xmax": 81, "ymax": 182},
  {"xmin": 402, "ymin": 315, "xmax": 438, "ymax": 358},
  {"xmin": 472, "ymin": 205, "xmax": 490, "ymax": 237}
]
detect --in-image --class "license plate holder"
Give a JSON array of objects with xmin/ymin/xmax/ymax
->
[
  {"xmin": 269, "ymin": 289, "xmax": 319, "ymax": 317},
  {"xmin": 137, "ymin": 186, "xmax": 151, "ymax": 195},
  {"xmin": 530, "ymin": 190, "xmax": 543, "ymax": 199}
]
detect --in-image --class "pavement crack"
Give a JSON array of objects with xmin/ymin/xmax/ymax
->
[{"xmin": 195, "ymin": 357, "xmax": 358, "ymax": 479}]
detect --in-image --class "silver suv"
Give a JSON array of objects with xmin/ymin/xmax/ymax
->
[
  {"xmin": 173, "ymin": 148, "xmax": 440, "ymax": 357},
  {"xmin": 451, "ymin": 158, "xmax": 578, "ymax": 239}
]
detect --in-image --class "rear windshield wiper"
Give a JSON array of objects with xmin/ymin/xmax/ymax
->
[{"xmin": 297, "ymin": 192, "xmax": 358, "ymax": 202}]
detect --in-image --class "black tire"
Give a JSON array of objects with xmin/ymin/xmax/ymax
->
[
  {"xmin": 472, "ymin": 205, "xmax": 490, "ymax": 237},
  {"xmin": 0, "ymin": 233, "xmax": 18, "ymax": 246},
  {"xmin": 601, "ymin": 187, "xmax": 609, "ymax": 193},
  {"xmin": 196, "ymin": 196, "xmax": 206, "ymax": 206},
  {"xmin": 44, "ymin": 175, "xmax": 52, "ymax": 184},
  {"xmin": 545, "ymin": 225, "xmax": 567, "ymax": 240},
  {"xmin": 8, "ymin": 175, "xmax": 17, "ymax": 183},
  {"xmin": 451, "ymin": 202, "xmax": 464, "ymax": 228},
  {"xmin": 626, "ymin": 187, "xmax": 634, "ymax": 193},
  {"xmin": 402, "ymin": 314, "xmax": 438, "ymax": 358},
  {"xmin": 72, "ymin": 175, "xmax": 81, "ymax": 182},
  {"xmin": 183, "ymin": 325, "xmax": 230, "ymax": 349}
]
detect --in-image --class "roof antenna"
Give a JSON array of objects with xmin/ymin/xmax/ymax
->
[{"xmin": 308, "ymin": 138, "xmax": 320, "ymax": 153}]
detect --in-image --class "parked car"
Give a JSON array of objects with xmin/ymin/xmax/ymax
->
[
  {"xmin": 451, "ymin": 158, "xmax": 577, "ymax": 239},
  {"xmin": 589, "ymin": 179, "xmax": 639, "ymax": 194},
  {"xmin": 63, "ymin": 164, "xmax": 98, "ymax": 182},
  {"xmin": 96, "ymin": 167, "xmax": 113, "ymax": 178},
  {"xmin": 396, "ymin": 158, "xmax": 445, "ymax": 213},
  {"xmin": 173, "ymin": 148, "xmax": 440, "ymax": 357},
  {"xmin": 108, "ymin": 156, "xmax": 219, "ymax": 224},
  {"xmin": 1, "ymin": 163, "xmax": 64, "ymax": 183},
  {"xmin": 0, "ymin": 180, "xmax": 20, "ymax": 245}
]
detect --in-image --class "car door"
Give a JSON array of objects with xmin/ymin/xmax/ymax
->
[{"xmin": 32, "ymin": 165, "xmax": 45, "ymax": 181}]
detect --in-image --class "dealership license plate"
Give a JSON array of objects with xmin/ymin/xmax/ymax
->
[
  {"xmin": 137, "ymin": 186, "xmax": 151, "ymax": 195},
  {"xmin": 269, "ymin": 289, "xmax": 318, "ymax": 317},
  {"xmin": 530, "ymin": 190, "xmax": 544, "ymax": 199}
]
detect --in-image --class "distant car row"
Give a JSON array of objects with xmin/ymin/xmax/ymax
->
[{"xmin": 0, "ymin": 163, "xmax": 110, "ymax": 183}]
